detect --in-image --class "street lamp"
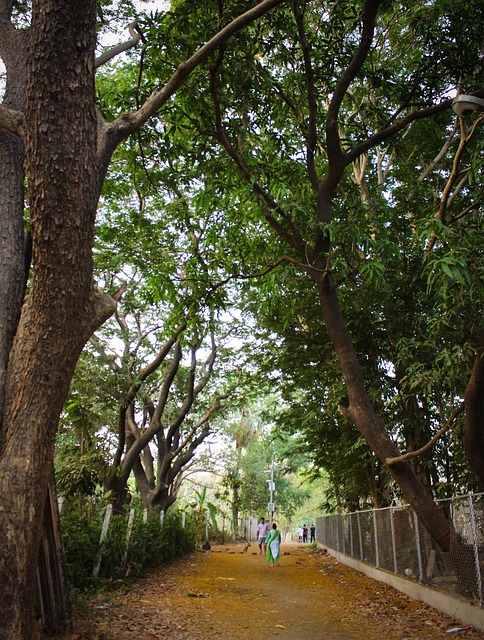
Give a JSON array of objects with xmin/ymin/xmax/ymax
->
[
  {"xmin": 264, "ymin": 461, "xmax": 275, "ymax": 522},
  {"xmin": 451, "ymin": 95, "xmax": 484, "ymax": 117}
]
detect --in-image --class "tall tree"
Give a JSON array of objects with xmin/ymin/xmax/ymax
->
[
  {"xmin": 0, "ymin": 1, "xmax": 285, "ymax": 636},
  {"xmin": 131, "ymin": 0, "xmax": 483, "ymax": 550},
  {"xmin": 82, "ymin": 304, "xmax": 232, "ymax": 514}
]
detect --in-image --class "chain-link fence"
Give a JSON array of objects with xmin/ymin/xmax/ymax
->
[{"xmin": 316, "ymin": 493, "xmax": 484, "ymax": 607}]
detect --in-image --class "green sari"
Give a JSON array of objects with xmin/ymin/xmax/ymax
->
[{"xmin": 266, "ymin": 528, "xmax": 281, "ymax": 564}]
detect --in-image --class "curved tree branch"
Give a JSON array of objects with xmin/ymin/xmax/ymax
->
[
  {"xmin": 96, "ymin": 0, "xmax": 287, "ymax": 179},
  {"xmin": 326, "ymin": 0, "xmax": 382, "ymax": 176},
  {"xmin": 94, "ymin": 21, "xmax": 144, "ymax": 69},
  {"xmin": 385, "ymin": 403, "xmax": 465, "ymax": 466},
  {"xmin": 292, "ymin": 0, "xmax": 319, "ymax": 190}
]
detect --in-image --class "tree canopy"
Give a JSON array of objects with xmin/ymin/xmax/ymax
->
[{"xmin": 0, "ymin": 1, "xmax": 483, "ymax": 637}]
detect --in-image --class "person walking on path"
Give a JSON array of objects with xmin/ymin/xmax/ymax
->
[
  {"xmin": 310, "ymin": 524, "xmax": 316, "ymax": 543},
  {"xmin": 302, "ymin": 524, "xmax": 308, "ymax": 543},
  {"xmin": 266, "ymin": 523, "xmax": 281, "ymax": 567},
  {"xmin": 256, "ymin": 517, "xmax": 270, "ymax": 555}
]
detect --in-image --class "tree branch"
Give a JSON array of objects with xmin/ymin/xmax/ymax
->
[
  {"xmin": 385, "ymin": 403, "xmax": 465, "ymax": 466},
  {"xmin": 346, "ymin": 93, "xmax": 484, "ymax": 167},
  {"xmin": 425, "ymin": 113, "xmax": 483, "ymax": 252},
  {"xmin": 208, "ymin": 63, "xmax": 308, "ymax": 256},
  {"xmin": 419, "ymin": 120, "xmax": 458, "ymax": 181},
  {"xmin": 171, "ymin": 393, "xmax": 227, "ymax": 459},
  {"xmin": 326, "ymin": 0, "xmax": 382, "ymax": 174},
  {"xmin": 97, "ymin": 0, "xmax": 287, "ymax": 176},
  {"xmin": 94, "ymin": 22, "xmax": 144, "ymax": 69},
  {"xmin": 292, "ymin": 0, "xmax": 319, "ymax": 190}
]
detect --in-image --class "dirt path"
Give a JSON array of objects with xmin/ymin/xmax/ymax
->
[{"xmin": 61, "ymin": 543, "xmax": 484, "ymax": 640}]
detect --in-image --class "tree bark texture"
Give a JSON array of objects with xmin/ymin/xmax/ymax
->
[
  {"xmin": 0, "ymin": 1, "xmax": 294, "ymax": 636},
  {"xmin": 0, "ymin": 18, "xmax": 28, "ymax": 429},
  {"xmin": 0, "ymin": 2, "xmax": 112, "ymax": 637}
]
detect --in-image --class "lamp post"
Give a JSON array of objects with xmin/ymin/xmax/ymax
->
[
  {"xmin": 451, "ymin": 95, "xmax": 484, "ymax": 117},
  {"xmin": 264, "ymin": 460, "xmax": 275, "ymax": 522}
]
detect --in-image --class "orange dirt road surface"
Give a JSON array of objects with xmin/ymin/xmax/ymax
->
[{"xmin": 59, "ymin": 542, "xmax": 484, "ymax": 640}]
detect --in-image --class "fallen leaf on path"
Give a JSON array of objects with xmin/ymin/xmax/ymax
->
[{"xmin": 274, "ymin": 624, "xmax": 286, "ymax": 629}]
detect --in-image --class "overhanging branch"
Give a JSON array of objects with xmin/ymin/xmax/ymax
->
[
  {"xmin": 385, "ymin": 403, "xmax": 465, "ymax": 466},
  {"xmin": 95, "ymin": 22, "xmax": 144, "ymax": 69}
]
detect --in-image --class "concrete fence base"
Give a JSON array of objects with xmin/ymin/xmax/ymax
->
[{"xmin": 322, "ymin": 544, "xmax": 484, "ymax": 633}]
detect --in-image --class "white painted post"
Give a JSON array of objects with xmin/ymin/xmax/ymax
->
[
  {"xmin": 160, "ymin": 510, "xmax": 164, "ymax": 527},
  {"xmin": 122, "ymin": 509, "xmax": 135, "ymax": 566},
  {"xmin": 182, "ymin": 511, "xmax": 186, "ymax": 528},
  {"xmin": 92, "ymin": 504, "xmax": 113, "ymax": 577},
  {"xmin": 143, "ymin": 508, "xmax": 148, "ymax": 524}
]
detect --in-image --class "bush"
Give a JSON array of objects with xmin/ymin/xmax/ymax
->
[
  {"xmin": 60, "ymin": 501, "xmax": 196, "ymax": 593},
  {"xmin": 60, "ymin": 505, "xmax": 102, "ymax": 591}
]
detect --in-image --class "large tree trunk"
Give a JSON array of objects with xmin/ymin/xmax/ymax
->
[
  {"xmin": 463, "ymin": 337, "xmax": 484, "ymax": 487},
  {"xmin": 0, "ymin": 129, "xmax": 25, "ymax": 424},
  {"xmin": 0, "ymin": 2, "xmax": 114, "ymax": 637},
  {"xmin": 0, "ymin": 20, "xmax": 28, "ymax": 427},
  {"xmin": 314, "ymin": 273, "xmax": 453, "ymax": 551}
]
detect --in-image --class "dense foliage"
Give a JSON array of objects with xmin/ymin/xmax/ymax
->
[
  {"xmin": 60, "ymin": 501, "xmax": 195, "ymax": 595},
  {"xmin": 58, "ymin": 0, "xmax": 484, "ymax": 547}
]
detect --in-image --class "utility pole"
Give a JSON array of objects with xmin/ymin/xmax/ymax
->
[{"xmin": 266, "ymin": 460, "xmax": 275, "ymax": 523}]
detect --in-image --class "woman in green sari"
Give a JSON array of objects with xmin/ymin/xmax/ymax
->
[{"xmin": 266, "ymin": 523, "xmax": 281, "ymax": 566}]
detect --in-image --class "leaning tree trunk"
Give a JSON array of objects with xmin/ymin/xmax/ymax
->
[
  {"xmin": 463, "ymin": 337, "xmax": 484, "ymax": 488},
  {"xmin": 0, "ymin": 2, "xmax": 114, "ymax": 638},
  {"xmin": 314, "ymin": 272, "xmax": 453, "ymax": 551}
]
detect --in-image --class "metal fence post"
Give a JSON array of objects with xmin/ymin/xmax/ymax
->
[
  {"xmin": 357, "ymin": 510, "xmax": 363, "ymax": 560},
  {"xmin": 336, "ymin": 514, "xmax": 340, "ymax": 552},
  {"xmin": 342, "ymin": 514, "xmax": 346, "ymax": 555},
  {"xmin": 390, "ymin": 507, "xmax": 398, "ymax": 574},
  {"xmin": 373, "ymin": 510, "xmax": 380, "ymax": 568},
  {"xmin": 349, "ymin": 514, "xmax": 354, "ymax": 557},
  {"xmin": 468, "ymin": 494, "xmax": 483, "ymax": 607},
  {"xmin": 413, "ymin": 512, "xmax": 423, "ymax": 582}
]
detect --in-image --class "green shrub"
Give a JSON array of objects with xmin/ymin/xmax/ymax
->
[
  {"xmin": 60, "ymin": 505, "xmax": 102, "ymax": 591},
  {"xmin": 98, "ymin": 513, "xmax": 128, "ymax": 579},
  {"xmin": 60, "ymin": 501, "xmax": 196, "ymax": 593}
]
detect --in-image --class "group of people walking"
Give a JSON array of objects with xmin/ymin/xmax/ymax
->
[
  {"xmin": 256, "ymin": 517, "xmax": 281, "ymax": 566},
  {"xmin": 255, "ymin": 518, "xmax": 317, "ymax": 566},
  {"xmin": 297, "ymin": 523, "xmax": 316, "ymax": 543}
]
